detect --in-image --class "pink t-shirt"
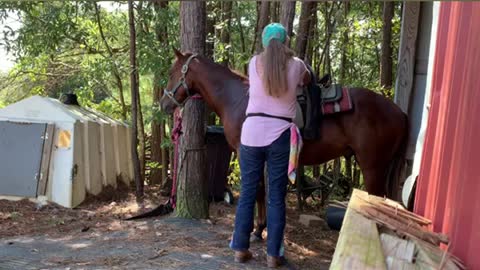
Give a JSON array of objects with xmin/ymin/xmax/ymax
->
[{"xmin": 241, "ymin": 55, "xmax": 308, "ymax": 147}]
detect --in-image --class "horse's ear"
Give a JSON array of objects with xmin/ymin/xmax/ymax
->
[{"xmin": 173, "ymin": 47, "xmax": 184, "ymax": 59}]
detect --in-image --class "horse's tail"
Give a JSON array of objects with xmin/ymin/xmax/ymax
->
[
  {"xmin": 386, "ymin": 113, "xmax": 409, "ymax": 201},
  {"xmin": 124, "ymin": 200, "xmax": 174, "ymax": 220}
]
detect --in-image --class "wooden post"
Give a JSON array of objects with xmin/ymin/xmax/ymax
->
[
  {"xmin": 394, "ymin": 2, "xmax": 421, "ymax": 114},
  {"xmin": 38, "ymin": 124, "xmax": 55, "ymax": 196}
]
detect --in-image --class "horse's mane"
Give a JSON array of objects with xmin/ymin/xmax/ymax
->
[
  {"xmin": 201, "ymin": 56, "xmax": 248, "ymax": 82},
  {"xmin": 181, "ymin": 52, "xmax": 248, "ymax": 82},
  {"xmin": 230, "ymin": 69, "xmax": 248, "ymax": 80}
]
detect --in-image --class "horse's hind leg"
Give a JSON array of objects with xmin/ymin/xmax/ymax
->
[
  {"xmin": 361, "ymin": 166, "xmax": 389, "ymax": 197},
  {"xmin": 252, "ymin": 168, "xmax": 267, "ymax": 242}
]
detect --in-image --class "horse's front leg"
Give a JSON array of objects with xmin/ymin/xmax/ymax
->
[{"xmin": 251, "ymin": 167, "xmax": 267, "ymax": 242}]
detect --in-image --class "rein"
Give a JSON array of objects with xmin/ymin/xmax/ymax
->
[{"xmin": 163, "ymin": 54, "xmax": 198, "ymax": 107}]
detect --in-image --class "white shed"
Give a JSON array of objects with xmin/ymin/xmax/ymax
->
[{"xmin": 0, "ymin": 95, "xmax": 133, "ymax": 208}]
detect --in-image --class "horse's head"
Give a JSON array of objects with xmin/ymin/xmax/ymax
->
[{"xmin": 160, "ymin": 49, "xmax": 199, "ymax": 114}]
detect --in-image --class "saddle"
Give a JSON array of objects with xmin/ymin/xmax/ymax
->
[{"xmin": 295, "ymin": 66, "xmax": 353, "ymax": 140}]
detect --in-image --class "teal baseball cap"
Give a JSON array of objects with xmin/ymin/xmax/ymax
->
[{"xmin": 262, "ymin": 23, "xmax": 287, "ymax": 48}]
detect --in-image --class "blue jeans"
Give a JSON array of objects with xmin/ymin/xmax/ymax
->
[{"xmin": 230, "ymin": 129, "xmax": 290, "ymax": 257}]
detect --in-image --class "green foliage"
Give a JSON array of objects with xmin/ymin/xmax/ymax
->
[
  {"xmin": 0, "ymin": 1, "xmax": 401, "ymax": 113},
  {"xmin": 0, "ymin": 1, "xmax": 181, "ymax": 127},
  {"xmin": 0, "ymin": 1, "xmax": 402, "ymax": 187},
  {"xmin": 227, "ymin": 156, "xmax": 241, "ymax": 190}
]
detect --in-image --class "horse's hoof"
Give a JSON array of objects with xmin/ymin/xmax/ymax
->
[{"xmin": 250, "ymin": 234, "xmax": 263, "ymax": 243}]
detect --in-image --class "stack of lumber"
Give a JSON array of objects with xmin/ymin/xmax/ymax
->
[{"xmin": 330, "ymin": 189, "xmax": 466, "ymax": 270}]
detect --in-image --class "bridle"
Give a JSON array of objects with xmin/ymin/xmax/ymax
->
[{"xmin": 163, "ymin": 54, "xmax": 198, "ymax": 107}]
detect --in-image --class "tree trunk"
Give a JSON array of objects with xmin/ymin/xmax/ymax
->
[
  {"xmin": 177, "ymin": 1, "xmax": 208, "ymax": 219},
  {"xmin": 295, "ymin": 1, "xmax": 315, "ymax": 59},
  {"xmin": 205, "ymin": 1, "xmax": 215, "ymax": 60},
  {"xmin": 150, "ymin": 72, "xmax": 164, "ymax": 185},
  {"xmin": 150, "ymin": 1, "xmax": 169, "ymax": 185},
  {"xmin": 236, "ymin": 2, "xmax": 248, "ymax": 74},
  {"xmin": 345, "ymin": 156, "xmax": 352, "ymax": 181},
  {"xmin": 255, "ymin": 1, "xmax": 271, "ymax": 53},
  {"xmin": 220, "ymin": 1, "xmax": 233, "ymax": 67},
  {"xmin": 313, "ymin": 165, "xmax": 320, "ymax": 178},
  {"xmin": 133, "ymin": 2, "xmax": 146, "ymax": 184},
  {"xmin": 380, "ymin": 2, "xmax": 394, "ymax": 89},
  {"xmin": 168, "ymin": 116, "xmax": 174, "ymax": 177},
  {"xmin": 353, "ymin": 159, "xmax": 361, "ymax": 188},
  {"xmin": 205, "ymin": 2, "xmax": 216, "ymax": 125},
  {"xmin": 137, "ymin": 81, "xmax": 146, "ymax": 182},
  {"xmin": 128, "ymin": 0, "xmax": 143, "ymax": 200},
  {"xmin": 305, "ymin": 2, "xmax": 318, "ymax": 66},
  {"xmin": 321, "ymin": 2, "xmax": 337, "ymax": 76},
  {"xmin": 333, "ymin": 158, "xmax": 341, "ymax": 182},
  {"xmin": 271, "ymin": 2, "xmax": 280, "ymax": 22},
  {"xmin": 280, "ymin": 1, "xmax": 296, "ymax": 43},
  {"xmin": 339, "ymin": 1, "xmax": 350, "ymax": 84},
  {"xmin": 94, "ymin": 3, "xmax": 127, "ymax": 121}
]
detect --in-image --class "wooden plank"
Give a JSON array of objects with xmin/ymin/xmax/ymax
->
[
  {"xmin": 414, "ymin": 239, "xmax": 464, "ymax": 270},
  {"xmin": 385, "ymin": 257, "xmax": 416, "ymax": 270},
  {"xmin": 330, "ymin": 189, "xmax": 387, "ymax": 270},
  {"xmin": 394, "ymin": 2, "xmax": 421, "ymax": 114},
  {"xmin": 37, "ymin": 124, "xmax": 55, "ymax": 196},
  {"xmin": 332, "ymin": 189, "xmax": 465, "ymax": 270},
  {"xmin": 380, "ymin": 233, "xmax": 415, "ymax": 264}
]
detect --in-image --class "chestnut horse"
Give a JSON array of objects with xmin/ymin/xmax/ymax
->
[{"xmin": 160, "ymin": 50, "xmax": 408, "ymax": 239}]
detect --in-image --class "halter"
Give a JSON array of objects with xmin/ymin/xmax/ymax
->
[{"xmin": 163, "ymin": 54, "xmax": 198, "ymax": 107}]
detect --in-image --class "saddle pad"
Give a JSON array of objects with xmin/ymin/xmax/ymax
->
[
  {"xmin": 321, "ymin": 84, "xmax": 343, "ymax": 102},
  {"xmin": 321, "ymin": 87, "xmax": 353, "ymax": 115}
]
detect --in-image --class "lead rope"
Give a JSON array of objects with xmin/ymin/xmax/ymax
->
[{"xmin": 169, "ymin": 95, "xmax": 204, "ymax": 209}]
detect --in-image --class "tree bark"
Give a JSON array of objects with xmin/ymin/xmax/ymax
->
[
  {"xmin": 137, "ymin": 80, "xmax": 146, "ymax": 182},
  {"xmin": 255, "ymin": 1, "xmax": 271, "ymax": 53},
  {"xmin": 205, "ymin": 1, "xmax": 215, "ymax": 60},
  {"xmin": 128, "ymin": 0, "xmax": 143, "ymax": 200},
  {"xmin": 151, "ymin": 73, "xmax": 164, "ymax": 185},
  {"xmin": 295, "ymin": 1, "xmax": 315, "ymax": 59},
  {"xmin": 333, "ymin": 158, "xmax": 341, "ymax": 182},
  {"xmin": 313, "ymin": 165, "xmax": 320, "ymax": 178},
  {"xmin": 236, "ymin": 2, "xmax": 248, "ymax": 74},
  {"xmin": 150, "ymin": 0, "xmax": 169, "ymax": 185},
  {"xmin": 280, "ymin": 1, "xmax": 296, "ymax": 43},
  {"xmin": 320, "ymin": 2, "xmax": 337, "ymax": 76},
  {"xmin": 177, "ymin": 1, "xmax": 208, "ymax": 219},
  {"xmin": 205, "ymin": 2, "xmax": 217, "ymax": 126},
  {"xmin": 305, "ymin": 2, "xmax": 318, "ymax": 66},
  {"xmin": 134, "ymin": 1, "xmax": 147, "ymax": 184},
  {"xmin": 353, "ymin": 159, "xmax": 361, "ymax": 188},
  {"xmin": 380, "ymin": 2, "xmax": 394, "ymax": 89},
  {"xmin": 271, "ymin": 1, "xmax": 280, "ymax": 22},
  {"xmin": 220, "ymin": 1, "xmax": 233, "ymax": 67},
  {"xmin": 339, "ymin": 1, "xmax": 350, "ymax": 84},
  {"xmin": 345, "ymin": 156, "xmax": 352, "ymax": 181}
]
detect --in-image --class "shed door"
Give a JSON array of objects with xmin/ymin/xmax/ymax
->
[{"xmin": 0, "ymin": 121, "xmax": 47, "ymax": 197}]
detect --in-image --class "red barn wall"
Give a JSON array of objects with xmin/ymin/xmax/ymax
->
[{"xmin": 414, "ymin": 2, "xmax": 480, "ymax": 269}]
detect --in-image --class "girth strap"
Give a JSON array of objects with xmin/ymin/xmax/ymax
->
[{"xmin": 246, "ymin": 113, "xmax": 292, "ymax": 123}]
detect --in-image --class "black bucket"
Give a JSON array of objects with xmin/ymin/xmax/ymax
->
[
  {"xmin": 206, "ymin": 126, "xmax": 233, "ymax": 203},
  {"xmin": 325, "ymin": 205, "xmax": 347, "ymax": 231}
]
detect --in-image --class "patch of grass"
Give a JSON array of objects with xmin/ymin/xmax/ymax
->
[{"xmin": 9, "ymin": 211, "xmax": 23, "ymax": 220}]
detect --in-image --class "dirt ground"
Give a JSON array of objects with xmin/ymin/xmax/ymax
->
[{"xmin": 0, "ymin": 184, "xmax": 338, "ymax": 269}]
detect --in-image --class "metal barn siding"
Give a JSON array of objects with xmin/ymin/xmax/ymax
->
[{"xmin": 414, "ymin": 2, "xmax": 480, "ymax": 269}]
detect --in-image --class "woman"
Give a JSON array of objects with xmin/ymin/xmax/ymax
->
[{"xmin": 230, "ymin": 23, "xmax": 310, "ymax": 268}]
